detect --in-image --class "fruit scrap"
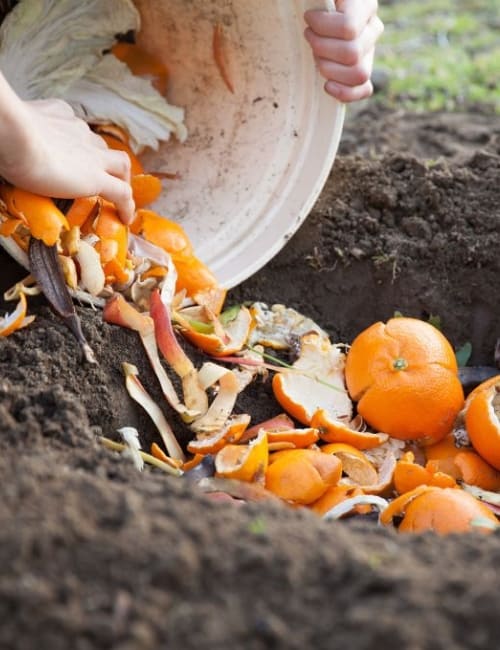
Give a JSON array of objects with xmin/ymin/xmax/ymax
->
[
  {"xmin": 213, "ymin": 23, "xmax": 234, "ymax": 94},
  {"xmin": 103, "ymin": 294, "xmax": 198, "ymax": 422},
  {"xmin": 149, "ymin": 289, "xmax": 208, "ymax": 416},
  {"xmin": 239, "ymin": 413, "xmax": 295, "ymax": 443},
  {"xmin": 248, "ymin": 302, "xmax": 329, "ymax": 350},
  {"xmin": 311, "ymin": 408, "xmax": 388, "ymax": 450},
  {"xmin": 122, "ymin": 362, "xmax": 185, "ymax": 462},
  {"xmin": 323, "ymin": 495, "xmax": 389, "ymax": 521},
  {"xmin": 0, "ymin": 291, "xmax": 27, "ymax": 337},
  {"xmin": 464, "ymin": 375, "xmax": 500, "ymax": 470},
  {"xmin": 99, "ymin": 436, "xmax": 183, "ymax": 477},
  {"xmin": 265, "ymin": 449, "xmax": 342, "ymax": 505},
  {"xmin": 111, "ymin": 42, "xmax": 170, "ymax": 96},
  {"xmin": 118, "ymin": 426, "xmax": 144, "ymax": 471},
  {"xmin": 190, "ymin": 363, "xmax": 241, "ymax": 436},
  {"xmin": 197, "ymin": 477, "xmax": 280, "ymax": 503},
  {"xmin": 131, "ymin": 174, "xmax": 163, "ymax": 209},
  {"xmin": 132, "ymin": 209, "xmax": 226, "ymax": 314},
  {"xmin": 0, "ymin": 185, "xmax": 68, "ymax": 246},
  {"xmin": 272, "ymin": 331, "xmax": 352, "ymax": 426},
  {"xmin": 379, "ymin": 485, "xmax": 498, "ymax": 535},
  {"xmin": 393, "ymin": 451, "xmax": 457, "ymax": 495},
  {"xmin": 345, "ymin": 317, "xmax": 465, "ymax": 443},
  {"xmin": 215, "ymin": 430, "xmax": 269, "ymax": 483},
  {"xmin": 174, "ymin": 304, "xmax": 252, "ymax": 356},
  {"xmin": 311, "ymin": 485, "xmax": 371, "ymax": 517},
  {"xmin": 188, "ymin": 414, "xmax": 250, "ymax": 455}
]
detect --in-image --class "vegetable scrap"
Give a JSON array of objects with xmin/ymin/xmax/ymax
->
[
  {"xmin": 1, "ymin": 1, "xmax": 499, "ymax": 538},
  {"xmin": 213, "ymin": 23, "xmax": 235, "ymax": 94}
]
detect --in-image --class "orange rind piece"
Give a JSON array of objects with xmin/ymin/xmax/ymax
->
[
  {"xmin": 272, "ymin": 332, "xmax": 352, "ymax": 426},
  {"xmin": 381, "ymin": 486, "xmax": 498, "ymax": 535},
  {"xmin": 174, "ymin": 305, "xmax": 252, "ymax": 357},
  {"xmin": 213, "ymin": 23, "xmax": 234, "ymax": 94},
  {"xmin": 465, "ymin": 377, "xmax": 500, "ymax": 470},
  {"xmin": 0, "ymin": 292, "xmax": 27, "ymax": 337},
  {"xmin": 345, "ymin": 317, "xmax": 464, "ymax": 443},
  {"xmin": 133, "ymin": 209, "xmax": 192, "ymax": 255},
  {"xmin": 311, "ymin": 408, "xmax": 388, "ymax": 450},
  {"xmin": 465, "ymin": 374, "xmax": 500, "ymax": 405},
  {"xmin": 112, "ymin": 42, "xmax": 169, "ymax": 95},
  {"xmin": 265, "ymin": 449, "xmax": 342, "ymax": 505},
  {"xmin": 150, "ymin": 442, "xmax": 184, "ymax": 470},
  {"xmin": 321, "ymin": 442, "xmax": 379, "ymax": 487},
  {"xmin": 239, "ymin": 413, "xmax": 295, "ymax": 444},
  {"xmin": 187, "ymin": 414, "xmax": 250, "ymax": 455},
  {"xmin": 94, "ymin": 201, "xmax": 129, "ymax": 284},
  {"xmin": 0, "ymin": 216, "xmax": 22, "ymax": 237},
  {"xmin": 173, "ymin": 255, "xmax": 226, "ymax": 313},
  {"xmin": 0, "ymin": 186, "xmax": 68, "ymax": 246},
  {"xmin": 424, "ymin": 433, "xmax": 463, "ymax": 479},
  {"xmin": 310, "ymin": 485, "xmax": 371, "ymax": 517},
  {"xmin": 66, "ymin": 196, "xmax": 101, "ymax": 230},
  {"xmin": 453, "ymin": 450, "xmax": 500, "ymax": 492},
  {"xmin": 266, "ymin": 428, "xmax": 319, "ymax": 448},
  {"xmin": 215, "ymin": 430, "xmax": 268, "ymax": 483},
  {"xmin": 393, "ymin": 451, "xmax": 457, "ymax": 495},
  {"xmin": 131, "ymin": 174, "xmax": 163, "ymax": 209}
]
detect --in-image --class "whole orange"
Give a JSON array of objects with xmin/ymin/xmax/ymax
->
[{"xmin": 344, "ymin": 317, "xmax": 464, "ymax": 443}]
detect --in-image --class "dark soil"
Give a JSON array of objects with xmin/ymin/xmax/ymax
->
[{"xmin": 1, "ymin": 105, "xmax": 500, "ymax": 650}]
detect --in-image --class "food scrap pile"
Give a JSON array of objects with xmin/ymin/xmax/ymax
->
[{"xmin": 1, "ymin": 0, "xmax": 500, "ymax": 539}]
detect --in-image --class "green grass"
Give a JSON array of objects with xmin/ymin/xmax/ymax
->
[{"xmin": 376, "ymin": 0, "xmax": 500, "ymax": 112}]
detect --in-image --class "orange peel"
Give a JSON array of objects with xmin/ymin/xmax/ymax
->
[
  {"xmin": 215, "ymin": 430, "xmax": 269, "ymax": 483},
  {"xmin": 453, "ymin": 450, "xmax": 500, "ymax": 492},
  {"xmin": 272, "ymin": 332, "xmax": 352, "ymax": 426},
  {"xmin": 174, "ymin": 305, "xmax": 252, "ymax": 357},
  {"xmin": 321, "ymin": 443, "xmax": 379, "ymax": 487},
  {"xmin": 0, "ymin": 292, "xmax": 27, "ymax": 337},
  {"xmin": 239, "ymin": 413, "xmax": 295, "ymax": 443},
  {"xmin": 394, "ymin": 451, "xmax": 457, "ymax": 495},
  {"xmin": 131, "ymin": 174, "xmax": 163, "ymax": 209},
  {"xmin": 311, "ymin": 485, "xmax": 371, "ymax": 517},
  {"xmin": 265, "ymin": 449, "xmax": 342, "ymax": 505},
  {"xmin": 465, "ymin": 377, "xmax": 500, "ymax": 470},
  {"xmin": 188, "ymin": 414, "xmax": 250, "ymax": 455},
  {"xmin": 311, "ymin": 408, "xmax": 388, "ymax": 450},
  {"xmin": 380, "ymin": 485, "xmax": 498, "ymax": 534},
  {"xmin": 266, "ymin": 428, "xmax": 319, "ymax": 448},
  {"xmin": 112, "ymin": 42, "xmax": 169, "ymax": 95},
  {"xmin": 0, "ymin": 186, "xmax": 68, "ymax": 246}
]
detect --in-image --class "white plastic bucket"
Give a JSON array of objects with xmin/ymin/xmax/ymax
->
[{"xmin": 134, "ymin": 0, "xmax": 344, "ymax": 288}]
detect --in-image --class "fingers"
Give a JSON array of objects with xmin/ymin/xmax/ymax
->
[
  {"xmin": 324, "ymin": 78, "xmax": 373, "ymax": 103},
  {"xmin": 99, "ymin": 174, "xmax": 135, "ymax": 225},
  {"xmin": 304, "ymin": 15, "xmax": 384, "ymax": 66},
  {"xmin": 315, "ymin": 49, "xmax": 374, "ymax": 89},
  {"xmin": 305, "ymin": 0, "xmax": 378, "ymax": 40},
  {"xmin": 103, "ymin": 149, "xmax": 132, "ymax": 183}
]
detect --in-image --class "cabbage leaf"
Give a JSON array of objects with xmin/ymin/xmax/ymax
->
[{"xmin": 0, "ymin": 0, "xmax": 186, "ymax": 151}]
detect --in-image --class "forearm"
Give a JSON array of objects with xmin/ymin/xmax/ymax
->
[{"xmin": 0, "ymin": 72, "xmax": 29, "ymax": 174}]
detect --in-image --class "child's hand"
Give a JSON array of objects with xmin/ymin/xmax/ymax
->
[{"xmin": 304, "ymin": 0, "xmax": 384, "ymax": 103}]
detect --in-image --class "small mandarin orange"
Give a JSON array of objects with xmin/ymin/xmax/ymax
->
[{"xmin": 345, "ymin": 317, "xmax": 464, "ymax": 443}]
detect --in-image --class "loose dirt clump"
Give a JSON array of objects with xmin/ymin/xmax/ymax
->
[{"xmin": 0, "ymin": 107, "xmax": 499, "ymax": 649}]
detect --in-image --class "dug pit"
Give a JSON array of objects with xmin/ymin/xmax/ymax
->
[{"xmin": 0, "ymin": 106, "xmax": 499, "ymax": 649}]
